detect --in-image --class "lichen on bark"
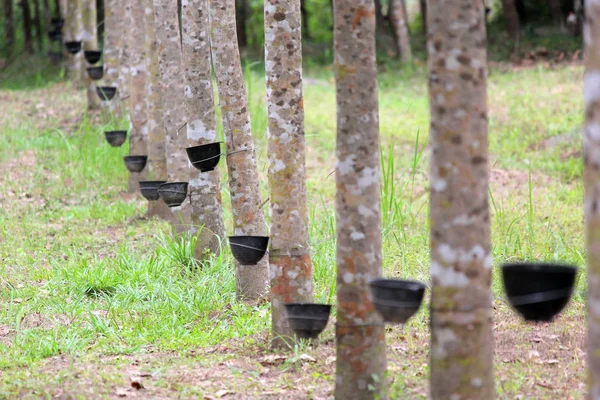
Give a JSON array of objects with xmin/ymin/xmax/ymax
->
[
  {"xmin": 65, "ymin": 0, "xmax": 84, "ymax": 87},
  {"xmin": 427, "ymin": 0, "xmax": 494, "ymax": 398},
  {"xmin": 208, "ymin": 0, "xmax": 269, "ymax": 300},
  {"xmin": 264, "ymin": 0, "xmax": 313, "ymax": 347},
  {"xmin": 82, "ymin": 0, "xmax": 101, "ymax": 110},
  {"xmin": 584, "ymin": 1, "xmax": 600, "ymax": 397},
  {"xmin": 102, "ymin": 0, "xmax": 124, "ymax": 121},
  {"xmin": 180, "ymin": 0, "xmax": 226, "ymax": 258},
  {"xmin": 333, "ymin": 0, "xmax": 387, "ymax": 397}
]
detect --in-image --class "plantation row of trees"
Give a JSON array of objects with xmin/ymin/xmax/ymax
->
[{"xmin": 0, "ymin": 0, "xmax": 586, "ymax": 62}]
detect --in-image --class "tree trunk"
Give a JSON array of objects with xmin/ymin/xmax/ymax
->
[
  {"xmin": 427, "ymin": 0, "xmax": 494, "ymax": 398},
  {"xmin": 65, "ymin": 0, "xmax": 84, "ymax": 85},
  {"xmin": 208, "ymin": 0, "xmax": 269, "ymax": 301},
  {"xmin": 144, "ymin": 0, "xmax": 171, "ymax": 221},
  {"xmin": 102, "ymin": 0, "xmax": 125, "ymax": 121},
  {"xmin": 265, "ymin": 0, "xmax": 314, "ymax": 348},
  {"xmin": 119, "ymin": 0, "xmax": 132, "ymax": 115},
  {"xmin": 420, "ymin": 0, "xmax": 427, "ymax": 35},
  {"xmin": 5, "ymin": 0, "xmax": 15, "ymax": 56},
  {"xmin": 333, "ymin": 0, "xmax": 386, "ymax": 397},
  {"xmin": 125, "ymin": 0, "xmax": 148, "ymax": 193},
  {"xmin": 235, "ymin": 0, "xmax": 247, "ymax": 49},
  {"xmin": 154, "ymin": 0, "xmax": 194, "ymax": 235},
  {"xmin": 549, "ymin": 0, "xmax": 564, "ymax": 28},
  {"xmin": 501, "ymin": 0, "xmax": 520, "ymax": 42},
  {"xmin": 180, "ymin": 0, "xmax": 226, "ymax": 258},
  {"xmin": 389, "ymin": 0, "xmax": 412, "ymax": 63},
  {"xmin": 33, "ymin": 0, "xmax": 44, "ymax": 51},
  {"xmin": 21, "ymin": 0, "xmax": 35, "ymax": 54},
  {"xmin": 82, "ymin": 0, "xmax": 101, "ymax": 110},
  {"xmin": 585, "ymin": 2, "xmax": 600, "ymax": 397}
]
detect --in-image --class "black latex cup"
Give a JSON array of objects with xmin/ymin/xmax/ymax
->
[
  {"xmin": 369, "ymin": 279, "xmax": 426, "ymax": 324},
  {"xmin": 96, "ymin": 86, "xmax": 117, "ymax": 101},
  {"xmin": 502, "ymin": 262, "xmax": 577, "ymax": 322},
  {"xmin": 228, "ymin": 236, "xmax": 269, "ymax": 265},
  {"xmin": 186, "ymin": 142, "xmax": 222, "ymax": 172},
  {"xmin": 104, "ymin": 130, "xmax": 127, "ymax": 147},
  {"xmin": 285, "ymin": 303, "xmax": 332, "ymax": 339},
  {"xmin": 84, "ymin": 50, "xmax": 102, "ymax": 64},
  {"xmin": 123, "ymin": 155, "xmax": 147, "ymax": 173},
  {"xmin": 65, "ymin": 41, "xmax": 82, "ymax": 54},
  {"xmin": 87, "ymin": 66, "xmax": 104, "ymax": 81},
  {"xmin": 158, "ymin": 182, "xmax": 189, "ymax": 208},
  {"xmin": 139, "ymin": 181, "xmax": 167, "ymax": 201},
  {"xmin": 48, "ymin": 30, "xmax": 62, "ymax": 41},
  {"xmin": 51, "ymin": 18, "xmax": 64, "ymax": 29}
]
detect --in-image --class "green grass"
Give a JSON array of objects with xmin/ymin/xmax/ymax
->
[{"xmin": 0, "ymin": 55, "xmax": 586, "ymax": 397}]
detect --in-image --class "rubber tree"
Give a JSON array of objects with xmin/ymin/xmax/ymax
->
[
  {"xmin": 389, "ymin": 0, "xmax": 412, "ymax": 63},
  {"xmin": 180, "ymin": 0, "xmax": 226, "ymax": 258},
  {"xmin": 209, "ymin": 0, "xmax": 269, "ymax": 300},
  {"xmin": 143, "ymin": 0, "xmax": 171, "ymax": 221},
  {"xmin": 125, "ymin": 0, "xmax": 149, "ymax": 193},
  {"xmin": 501, "ymin": 0, "xmax": 520, "ymax": 42},
  {"xmin": 5, "ymin": 0, "xmax": 15, "ymax": 56},
  {"xmin": 82, "ymin": 0, "xmax": 101, "ymax": 110},
  {"xmin": 333, "ymin": 0, "xmax": 386, "ymax": 396},
  {"xmin": 154, "ymin": 0, "xmax": 194, "ymax": 234},
  {"xmin": 102, "ymin": 0, "xmax": 124, "ymax": 121},
  {"xmin": 264, "ymin": 0, "xmax": 313, "ymax": 346},
  {"xmin": 65, "ymin": 0, "xmax": 84, "ymax": 85},
  {"xmin": 427, "ymin": 0, "xmax": 494, "ymax": 398},
  {"xmin": 118, "ymin": 0, "xmax": 133, "ymax": 116},
  {"xmin": 585, "ymin": 1, "xmax": 600, "ymax": 397}
]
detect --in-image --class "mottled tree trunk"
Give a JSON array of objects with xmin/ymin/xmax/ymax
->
[
  {"xmin": 389, "ymin": 0, "xmax": 412, "ymax": 63},
  {"xmin": 65, "ymin": 0, "xmax": 84, "ymax": 86},
  {"xmin": 143, "ymin": 1, "xmax": 171, "ymax": 221},
  {"xmin": 209, "ymin": 0, "xmax": 269, "ymax": 301},
  {"xmin": 585, "ymin": 2, "xmax": 600, "ymax": 398},
  {"xmin": 154, "ymin": 0, "xmax": 194, "ymax": 234},
  {"xmin": 102, "ymin": 0, "xmax": 124, "ymax": 121},
  {"xmin": 265, "ymin": 0, "xmax": 314, "ymax": 347},
  {"xmin": 82, "ymin": 0, "xmax": 101, "ymax": 110},
  {"xmin": 21, "ymin": 0, "xmax": 34, "ymax": 54},
  {"xmin": 125, "ymin": 0, "xmax": 148, "ymax": 193},
  {"xmin": 119, "ymin": 0, "xmax": 132, "ymax": 114},
  {"xmin": 333, "ymin": 0, "xmax": 386, "ymax": 397},
  {"xmin": 501, "ymin": 0, "xmax": 520, "ymax": 42},
  {"xmin": 180, "ymin": 0, "xmax": 226, "ymax": 258},
  {"xmin": 427, "ymin": 0, "xmax": 494, "ymax": 398},
  {"xmin": 549, "ymin": 0, "xmax": 564, "ymax": 28},
  {"xmin": 5, "ymin": 0, "xmax": 15, "ymax": 56},
  {"xmin": 33, "ymin": 0, "xmax": 44, "ymax": 51}
]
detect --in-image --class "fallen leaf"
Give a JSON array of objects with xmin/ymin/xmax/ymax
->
[
  {"xmin": 299, "ymin": 354, "xmax": 316, "ymax": 363},
  {"xmin": 115, "ymin": 388, "xmax": 128, "ymax": 397},
  {"xmin": 259, "ymin": 355, "xmax": 286, "ymax": 366},
  {"xmin": 215, "ymin": 389, "xmax": 233, "ymax": 397}
]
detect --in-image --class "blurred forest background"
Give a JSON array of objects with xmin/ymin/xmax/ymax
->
[{"xmin": 0, "ymin": 0, "xmax": 586, "ymax": 68}]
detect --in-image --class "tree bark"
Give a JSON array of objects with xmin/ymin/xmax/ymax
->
[
  {"xmin": 180, "ymin": 0, "xmax": 226, "ymax": 258},
  {"xmin": 119, "ymin": 0, "xmax": 132, "ymax": 115},
  {"xmin": 501, "ymin": 0, "xmax": 520, "ymax": 42},
  {"xmin": 154, "ymin": 0, "xmax": 194, "ymax": 234},
  {"xmin": 549, "ymin": 0, "xmax": 564, "ymax": 28},
  {"xmin": 265, "ymin": 0, "xmax": 314, "ymax": 347},
  {"xmin": 82, "ymin": 0, "xmax": 101, "ymax": 110},
  {"xmin": 65, "ymin": 0, "xmax": 84, "ymax": 85},
  {"xmin": 125, "ymin": 0, "xmax": 149, "ymax": 193},
  {"xmin": 33, "ymin": 0, "xmax": 44, "ymax": 51},
  {"xmin": 427, "ymin": 0, "xmax": 494, "ymax": 398},
  {"xmin": 584, "ymin": 2, "xmax": 600, "ymax": 398},
  {"xmin": 102, "ymin": 0, "xmax": 125, "ymax": 121},
  {"xmin": 143, "ymin": 0, "xmax": 172, "ymax": 221},
  {"xmin": 5, "ymin": 0, "xmax": 15, "ymax": 57},
  {"xmin": 208, "ymin": 0, "xmax": 269, "ymax": 301},
  {"xmin": 21, "ymin": 0, "xmax": 35, "ymax": 54},
  {"xmin": 333, "ymin": 0, "xmax": 386, "ymax": 397},
  {"xmin": 389, "ymin": 0, "xmax": 412, "ymax": 63}
]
